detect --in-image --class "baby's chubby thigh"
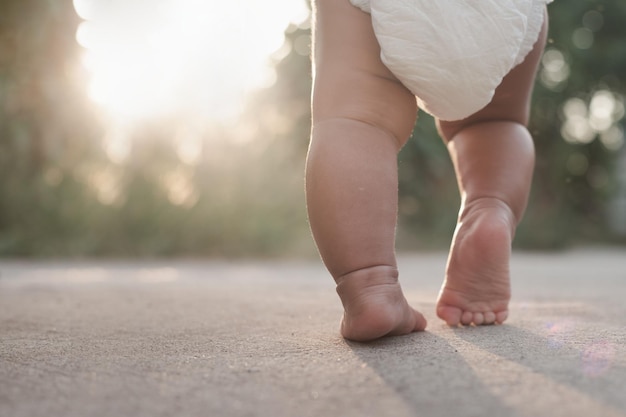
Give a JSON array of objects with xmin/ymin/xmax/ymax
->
[{"xmin": 312, "ymin": 0, "xmax": 417, "ymax": 146}]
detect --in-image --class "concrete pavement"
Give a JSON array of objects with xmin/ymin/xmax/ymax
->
[{"xmin": 1, "ymin": 249, "xmax": 625, "ymax": 417}]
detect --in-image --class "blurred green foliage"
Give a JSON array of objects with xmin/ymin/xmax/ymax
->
[
  {"xmin": 517, "ymin": 0, "xmax": 626, "ymax": 248},
  {"xmin": 0, "ymin": 1, "xmax": 313, "ymax": 258},
  {"xmin": 0, "ymin": 0, "xmax": 624, "ymax": 258}
]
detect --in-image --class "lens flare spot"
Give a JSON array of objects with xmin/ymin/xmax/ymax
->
[
  {"xmin": 581, "ymin": 341, "xmax": 616, "ymax": 378},
  {"xmin": 73, "ymin": 0, "xmax": 310, "ymax": 125},
  {"xmin": 175, "ymin": 128, "xmax": 204, "ymax": 166},
  {"xmin": 572, "ymin": 27, "xmax": 594, "ymax": 50},
  {"xmin": 103, "ymin": 128, "xmax": 132, "ymax": 164},
  {"xmin": 87, "ymin": 167, "xmax": 125, "ymax": 206},
  {"xmin": 540, "ymin": 49, "xmax": 570, "ymax": 91},
  {"xmin": 160, "ymin": 168, "xmax": 199, "ymax": 208},
  {"xmin": 582, "ymin": 10, "xmax": 604, "ymax": 32},
  {"xmin": 544, "ymin": 320, "xmax": 575, "ymax": 349},
  {"xmin": 600, "ymin": 125, "xmax": 625, "ymax": 152}
]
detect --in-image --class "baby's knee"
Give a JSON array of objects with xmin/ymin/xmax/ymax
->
[
  {"xmin": 437, "ymin": 112, "xmax": 529, "ymax": 143},
  {"xmin": 313, "ymin": 74, "xmax": 418, "ymax": 149}
]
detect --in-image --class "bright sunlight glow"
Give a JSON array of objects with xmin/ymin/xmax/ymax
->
[{"xmin": 73, "ymin": 0, "xmax": 310, "ymax": 124}]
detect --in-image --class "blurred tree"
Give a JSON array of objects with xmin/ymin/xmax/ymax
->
[
  {"xmin": 0, "ymin": 0, "xmax": 316, "ymax": 258},
  {"xmin": 0, "ymin": 0, "xmax": 103, "ymax": 255},
  {"xmin": 518, "ymin": 0, "xmax": 626, "ymax": 247}
]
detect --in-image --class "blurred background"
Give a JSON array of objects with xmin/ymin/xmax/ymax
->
[{"xmin": 0, "ymin": 0, "xmax": 624, "ymax": 259}]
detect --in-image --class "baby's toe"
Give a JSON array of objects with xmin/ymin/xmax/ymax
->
[
  {"xmin": 412, "ymin": 310, "xmax": 428, "ymax": 332},
  {"xmin": 473, "ymin": 312, "xmax": 485, "ymax": 325},
  {"xmin": 483, "ymin": 311, "xmax": 497, "ymax": 325}
]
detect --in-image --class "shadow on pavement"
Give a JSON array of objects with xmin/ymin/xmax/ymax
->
[
  {"xmin": 452, "ymin": 324, "xmax": 626, "ymax": 414},
  {"xmin": 348, "ymin": 331, "xmax": 521, "ymax": 417}
]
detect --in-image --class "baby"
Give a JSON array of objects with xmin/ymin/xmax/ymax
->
[{"xmin": 305, "ymin": 0, "xmax": 551, "ymax": 341}]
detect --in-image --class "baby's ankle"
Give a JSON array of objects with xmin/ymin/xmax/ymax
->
[
  {"xmin": 460, "ymin": 196, "xmax": 518, "ymax": 232},
  {"xmin": 334, "ymin": 265, "xmax": 426, "ymax": 341},
  {"xmin": 336, "ymin": 265, "xmax": 399, "ymax": 300}
]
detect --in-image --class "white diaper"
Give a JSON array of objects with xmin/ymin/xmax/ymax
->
[{"xmin": 349, "ymin": 0, "xmax": 553, "ymax": 121}]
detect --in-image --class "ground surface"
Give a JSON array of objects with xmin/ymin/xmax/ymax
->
[{"xmin": 1, "ymin": 249, "xmax": 625, "ymax": 417}]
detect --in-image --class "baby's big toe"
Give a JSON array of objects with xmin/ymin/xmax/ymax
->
[
  {"xmin": 437, "ymin": 305, "xmax": 463, "ymax": 326},
  {"xmin": 460, "ymin": 311, "xmax": 474, "ymax": 326}
]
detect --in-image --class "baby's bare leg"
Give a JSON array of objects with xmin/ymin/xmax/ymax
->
[
  {"xmin": 435, "ymin": 12, "xmax": 548, "ymax": 326},
  {"xmin": 307, "ymin": 0, "xmax": 425, "ymax": 341}
]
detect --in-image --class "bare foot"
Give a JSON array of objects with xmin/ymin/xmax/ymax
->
[
  {"xmin": 335, "ymin": 265, "xmax": 427, "ymax": 341},
  {"xmin": 437, "ymin": 197, "xmax": 516, "ymax": 326}
]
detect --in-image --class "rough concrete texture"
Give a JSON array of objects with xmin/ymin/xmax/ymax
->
[{"xmin": 1, "ymin": 248, "xmax": 625, "ymax": 417}]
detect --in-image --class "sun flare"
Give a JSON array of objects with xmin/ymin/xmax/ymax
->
[{"xmin": 73, "ymin": 0, "xmax": 310, "ymax": 124}]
